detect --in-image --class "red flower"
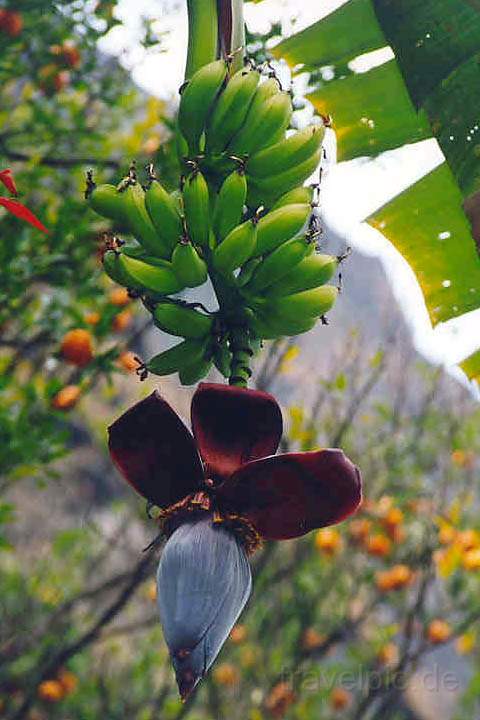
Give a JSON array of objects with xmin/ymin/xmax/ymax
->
[
  {"xmin": 108, "ymin": 383, "xmax": 362, "ymax": 542},
  {"xmin": 0, "ymin": 168, "xmax": 48, "ymax": 233}
]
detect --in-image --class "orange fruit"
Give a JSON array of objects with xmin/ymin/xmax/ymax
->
[
  {"xmin": 109, "ymin": 287, "xmax": 130, "ymax": 306},
  {"xmin": 38, "ymin": 680, "xmax": 64, "ymax": 702},
  {"xmin": 84, "ymin": 311, "xmax": 101, "ymax": 326},
  {"xmin": 427, "ymin": 619, "xmax": 452, "ymax": 644},
  {"xmin": 60, "ymin": 329, "xmax": 94, "ymax": 367},
  {"xmin": 57, "ymin": 670, "xmax": 77, "ymax": 694},
  {"xmin": 0, "ymin": 10, "xmax": 23, "ymax": 37},
  {"xmin": 230, "ymin": 624, "xmax": 248, "ymax": 644},
  {"xmin": 377, "ymin": 643, "xmax": 399, "ymax": 667},
  {"xmin": 348, "ymin": 518, "xmax": 372, "ymax": 543},
  {"xmin": 375, "ymin": 565, "xmax": 412, "ymax": 592},
  {"xmin": 117, "ymin": 351, "xmax": 139, "ymax": 372},
  {"xmin": 265, "ymin": 682, "xmax": 295, "ymax": 718},
  {"xmin": 301, "ymin": 627, "xmax": 325, "ymax": 651},
  {"xmin": 365, "ymin": 533, "xmax": 391, "ymax": 557},
  {"xmin": 330, "ymin": 686, "xmax": 352, "ymax": 710},
  {"xmin": 112, "ymin": 309, "xmax": 132, "ymax": 332},
  {"xmin": 51, "ymin": 385, "xmax": 81, "ymax": 411}
]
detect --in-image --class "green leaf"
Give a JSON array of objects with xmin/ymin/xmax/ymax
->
[
  {"xmin": 271, "ymin": 0, "xmax": 385, "ymax": 69},
  {"xmin": 308, "ymin": 60, "xmax": 431, "ymax": 161},
  {"xmin": 372, "ymin": 0, "xmax": 480, "ymax": 106},
  {"xmin": 460, "ymin": 349, "xmax": 480, "ymax": 382},
  {"xmin": 368, "ymin": 163, "xmax": 480, "ymax": 325},
  {"xmin": 424, "ymin": 54, "xmax": 480, "ymax": 196}
]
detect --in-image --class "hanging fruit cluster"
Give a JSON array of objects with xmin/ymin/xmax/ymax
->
[{"xmin": 87, "ymin": 57, "xmax": 342, "ymax": 387}]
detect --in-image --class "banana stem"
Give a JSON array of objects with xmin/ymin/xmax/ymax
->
[
  {"xmin": 228, "ymin": 324, "xmax": 253, "ymax": 387},
  {"xmin": 185, "ymin": 0, "xmax": 219, "ymax": 79}
]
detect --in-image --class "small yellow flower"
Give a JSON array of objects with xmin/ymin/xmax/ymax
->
[
  {"xmin": 145, "ymin": 580, "xmax": 157, "ymax": 602},
  {"xmin": 456, "ymin": 632, "xmax": 475, "ymax": 655},
  {"xmin": 462, "ymin": 548, "xmax": 480, "ymax": 571},
  {"xmin": 315, "ymin": 528, "xmax": 343, "ymax": 556},
  {"xmin": 278, "ymin": 345, "xmax": 300, "ymax": 374},
  {"xmin": 213, "ymin": 662, "xmax": 240, "ymax": 687}
]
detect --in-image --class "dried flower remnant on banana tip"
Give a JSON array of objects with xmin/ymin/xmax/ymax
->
[{"xmin": 108, "ymin": 383, "xmax": 362, "ymax": 699}]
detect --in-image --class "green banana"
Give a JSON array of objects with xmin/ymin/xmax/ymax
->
[
  {"xmin": 179, "ymin": 355, "xmax": 213, "ymax": 385},
  {"xmin": 205, "ymin": 68, "xmax": 260, "ymax": 153},
  {"xmin": 103, "ymin": 250, "xmax": 139, "ymax": 289},
  {"xmin": 153, "ymin": 302, "xmax": 213, "ymax": 339},
  {"xmin": 183, "ymin": 170, "xmax": 210, "ymax": 247},
  {"xmin": 247, "ymin": 149, "xmax": 322, "ymax": 208},
  {"xmin": 212, "ymin": 218, "xmax": 257, "ymax": 275},
  {"xmin": 226, "ymin": 77, "xmax": 279, "ymax": 157},
  {"xmin": 236, "ymin": 257, "xmax": 262, "ymax": 287},
  {"xmin": 254, "ymin": 285, "xmax": 338, "ymax": 323},
  {"xmin": 213, "ymin": 338, "xmax": 232, "ymax": 378},
  {"xmin": 266, "ymin": 253, "xmax": 338, "ymax": 297},
  {"xmin": 147, "ymin": 338, "xmax": 208, "ymax": 376},
  {"xmin": 178, "ymin": 59, "xmax": 228, "ymax": 154},
  {"xmin": 120, "ymin": 182, "xmax": 170, "ymax": 259},
  {"xmin": 253, "ymin": 203, "xmax": 311, "ymax": 257},
  {"xmin": 176, "ymin": 128, "xmax": 189, "ymax": 163},
  {"xmin": 145, "ymin": 179, "xmax": 183, "ymax": 253},
  {"xmin": 244, "ymin": 237, "xmax": 310, "ymax": 294},
  {"xmin": 117, "ymin": 253, "xmax": 183, "ymax": 294},
  {"xmin": 228, "ymin": 92, "xmax": 292, "ymax": 156},
  {"xmin": 247, "ymin": 125, "xmax": 324, "ymax": 178},
  {"xmin": 171, "ymin": 240, "xmax": 208, "ymax": 287},
  {"xmin": 251, "ymin": 311, "xmax": 316, "ymax": 339},
  {"xmin": 212, "ymin": 169, "xmax": 247, "ymax": 241},
  {"xmin": 271, "ymin": 186, "xmax": 314, "ymax": 210},
  {"xmin": 88, "ymin": 184, "xmax": 125, "ymax": 223}
]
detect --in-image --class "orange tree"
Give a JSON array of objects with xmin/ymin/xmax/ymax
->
[{"xmin": 0, "ymin": 0, "xmax": 176, "ymax": 487}]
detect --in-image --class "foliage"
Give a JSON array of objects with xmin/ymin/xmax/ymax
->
[
  {"xmin": 0, "ymin": 0, "xmax": 176, "ymax": 485},
  {"xmin": 1, "ymin": 4, "xmax": 480, "ymax": 720},
  {"xmin": 1, "ymin": 341, "xmax": 480, "ymax": 719},
  {"xmin": 271, "ymin": 0, "xmax": 480, "ymax": 376}
]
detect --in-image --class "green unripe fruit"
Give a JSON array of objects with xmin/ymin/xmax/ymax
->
[
  {"xmin": 89, "ymin": 184, "xmax": 125, "ymax": 223},
  {"xmin": 153, "ymin": 303, "xmax": 213, "ymax": 339},
  {"xmin": 172, "ymin": 241, "xmax": 208, "ymax": 288}
]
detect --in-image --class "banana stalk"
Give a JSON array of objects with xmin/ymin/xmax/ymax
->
[{"xmin": 185, "ymin": 0, "xmax": 218, "ymax": 79}]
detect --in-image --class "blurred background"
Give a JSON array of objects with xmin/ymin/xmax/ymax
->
[{"xmin": 0, "ymin": 2, "xmax": 479, "ymax": 719}]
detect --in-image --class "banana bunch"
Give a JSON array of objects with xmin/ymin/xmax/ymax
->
[
  {"xmin": 177, "ymin": 59, "xmax": 325, "ymax": 209},
  {"xmin": 85, "ymin": 57, "xmax": 344, "ymax": 386}
]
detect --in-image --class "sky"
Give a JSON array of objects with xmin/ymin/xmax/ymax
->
[{"xmin": 99, "ymin": 0, "xmax": 480, "ymax": 392}]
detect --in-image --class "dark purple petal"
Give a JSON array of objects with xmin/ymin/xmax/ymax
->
[
  {"xmin": 0, "ymin": 197, "xmax": 48, "ymax": 233},
  {"xmin": 156, "ymin": 515, "xmax": 252, "ymax": 699},
  {"xmin": 218, "ymin": 449, "xmax": 362, "ymax": 540},
  {"xmin": 191, "ymin": 383, "xmax": 283, "ymax": 483},
  {"xmin": 0, "ymin": 168, "xmax": 17, "ymax": 195},
  {"xmin": 108, "ymin": 391, "xmax": 204, "ymax": 508}
]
